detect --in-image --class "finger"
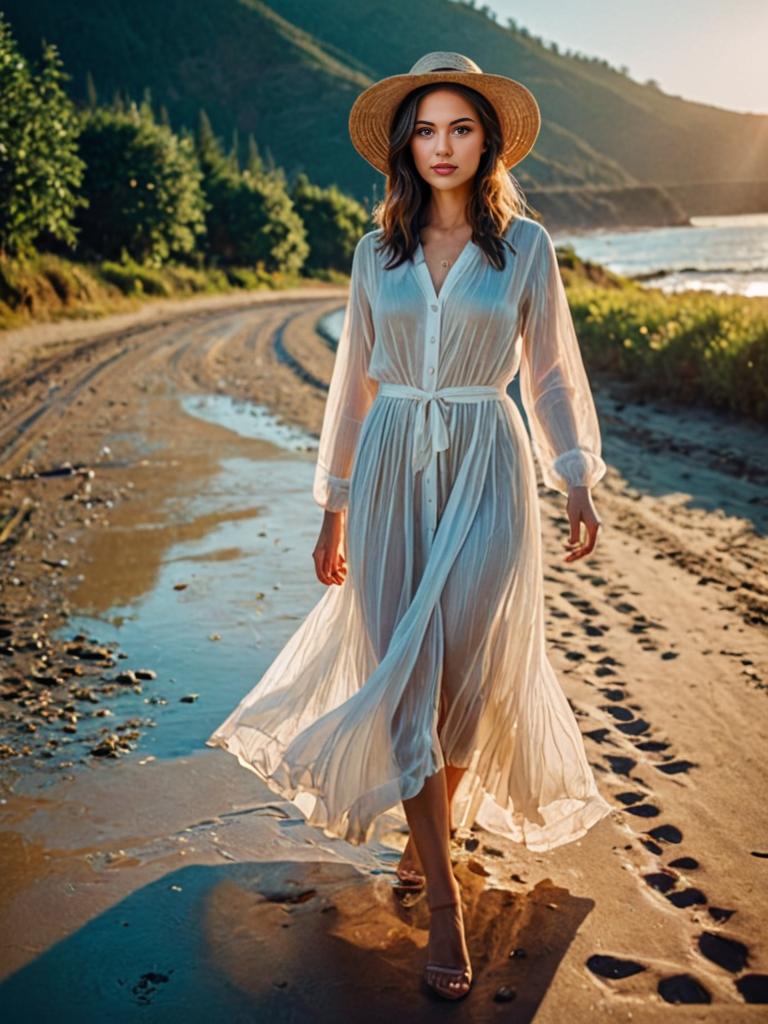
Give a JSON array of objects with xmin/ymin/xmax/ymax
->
[
  {"xmin": 331, "ymin": 560, "xmax": 347, "ymax": 584},
  {"xmin": 565, "ymin": 546, "xmax": 587, "ymax": 561},
  {"xmin": 565, "ymin": 537, "xmax": 595, "ymax": 560},
  {"xmin": 567, "ymin": 517, "xmax": 583, "ymax": 545}
]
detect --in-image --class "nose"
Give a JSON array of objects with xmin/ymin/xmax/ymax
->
[{"xmin": 434, "ymin": 132, "xmax": 453, "ymax": 157}]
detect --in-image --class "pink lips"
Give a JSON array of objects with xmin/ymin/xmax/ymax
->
[{"xmin": 432, "ymin": 165, "xmax": 457, "ymax": 175}]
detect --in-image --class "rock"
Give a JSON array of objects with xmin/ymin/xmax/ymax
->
[
  {"xmin": 494, "ymin": 986, "xmax": 517, "ymax": 1002},
  {"xmin": 113, "ymin": 670, "xmax": 138, "ymax": 685}
]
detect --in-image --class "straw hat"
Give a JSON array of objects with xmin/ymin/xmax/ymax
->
[{"xmin": 349, "ymin": 51, "xmax": 541, "ymax": 175}]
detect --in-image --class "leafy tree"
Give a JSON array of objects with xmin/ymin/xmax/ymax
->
[
  {"xmin": 195, "ymin": 110, "xmax": 230, "ymax": 178},
  {"xmin": 85, "ymin": 70, "xmax": 98, "ymax": 110},
  {"xmin": 246, "ymin": 133, "xmax": 264, "ymax": 177},
  {"xmin": 75, "ymin": 103, "xmax": 206, "ymax": 264},
  {"xmin": 0, "ymin": 13, "xmax": 86, "ymax": 258},
  {"xmin": 195, "ymin": 111, "xmax": 307, "ymax": 272},
  {"xmin": 290, "ymin": 172, "xmax": 370, "ymax": 272}
]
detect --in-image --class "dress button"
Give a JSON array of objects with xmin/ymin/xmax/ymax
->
[
  {"xmin": 430, "ymin": 304, "xmax": 438, "ymax": 312},
  {"xmin": 427, "ymin": 366, "xmax": 435, "ymax": 375},
  {"xmin": 430, "ymin": 336, "xmax": 436, "ymax": 343}
]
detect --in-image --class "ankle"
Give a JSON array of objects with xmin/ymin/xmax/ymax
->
[{"xmin": 427, "ymin": 879, "xmax": 461, "ymax": 908}]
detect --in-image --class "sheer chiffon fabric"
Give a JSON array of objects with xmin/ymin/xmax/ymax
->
[{"xmin": 206, "ymin": 216, "xmax": 611, "ymax": 850}]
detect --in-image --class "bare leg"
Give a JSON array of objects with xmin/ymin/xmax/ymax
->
[
  {"xmin": 402, "ymin": 766, "xmax": 471, "ymax": 995},
  {"xmin": 398, "ymin": 763, "xmax": 467, "ymax": 875}
]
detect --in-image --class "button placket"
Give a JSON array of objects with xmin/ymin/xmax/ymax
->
[{"xmin": 422, "ymin": 301, "xmax": 441, "ymax": 545}]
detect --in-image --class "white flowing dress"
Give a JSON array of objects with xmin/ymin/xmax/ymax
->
[{"xmin": 206, "ymin": 215, "xmax": 612, "ymax": 851}]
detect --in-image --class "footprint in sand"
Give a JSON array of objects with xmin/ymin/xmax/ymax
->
[
  {"xmin": 605, "ymin": 754, "xmax": 637, "ymax": 777},
  {"xmin": 668, "ymin": 856, "xmax": 699, "ymax": 869},
  {"xmin": 586, "ymin": 954, "xmax": 646, "ymax": 979},
  {"xmin": 617, "ymin": 717, "xmax": 652, "ymax": 736},
  {"xmin": 624, "ymin": 802, "xmax": 661, "ymax": 818},
  {"xmin": 647, "ymin": 823, "xmax": 684, "ymax": 844},
  {"xmin": 587, "ymin": 955, "xmax": 716, "ymax": 1005},
  {"xmin": 707, "ymin": 906, "xmax": 736, "ymax": 922},
  {"xmin": 736, "ymin": 974, "xmax": 768, "ymax": 1003},
  {"xmin": 694, "ymin": 933, "xmax": 768, "ymax": 1003},
  {"xmin": 601, "ymin": 704, "xmax": 634, "ymax": 721},
  {"xmin": 667, "ymin": 887, "xmax": 707, "ymax": 908},
  {"xmin": 658, "ymin": 974, "xmax": 712, "ymax": 1004},
  {"xmin": 635, "ymin": 739, "xmax": 670, "ymax": 752},
  {"xmin": 598, "ymin": 686, "xmax": 626, "ymax": 702},
  {"xmin": 559, "ymin": 589, "xmax": 601, "ymax": 617},
  {"xmin": 643, "ymin": 871, "xmax": 678, "ymax": 893},
  {"xmin": 698, "ymin": 931, "xmax": 748, "ymax": 972},
  {"xmin": 655, "ymin": 759, "xmax": 697, "ymax": 774}
]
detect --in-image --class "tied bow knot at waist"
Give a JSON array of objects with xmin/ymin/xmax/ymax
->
[{"xmin": 377, "ymin": 381, "xmax": 508, "ymax": 473}]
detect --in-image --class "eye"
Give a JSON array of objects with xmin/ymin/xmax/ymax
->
[{"xmin": 414, "ymin": 125, "xmax": 473, "ymax": 137}]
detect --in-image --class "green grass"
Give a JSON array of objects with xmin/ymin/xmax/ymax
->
[
  {"xmin": 569, "ymin": 277, "xmax": 768, "ymax": 422},
  {"xmin": 0, "ymin": 250, "xmax": 340, "ymax": 331}
]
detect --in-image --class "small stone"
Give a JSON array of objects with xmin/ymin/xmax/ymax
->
[
  {"xmin": 493, "ymin": 985, "xmax": 516, "ymax": 1002},
  {"xmin": 114, "ymin": 670, "xmax": 138, "ymax": 685}
]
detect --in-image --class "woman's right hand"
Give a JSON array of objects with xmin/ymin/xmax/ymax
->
[{"xmin": 313, "ymin": 510, "xmax": 348, "ymax": 586}]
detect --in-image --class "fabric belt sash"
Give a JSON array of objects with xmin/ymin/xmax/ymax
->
[{"xmin": 378, "ymin": 381, "xmax": 507, "ymax": 473}]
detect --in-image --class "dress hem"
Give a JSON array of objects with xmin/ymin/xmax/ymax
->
[{"xmin": 205, "ymin": 727, "xmax": 613, "ymax": 853}]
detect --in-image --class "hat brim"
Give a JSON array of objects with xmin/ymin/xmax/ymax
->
[{"xmin": 348, "ymin": 70, "xmax": 541, "ymax": 175}]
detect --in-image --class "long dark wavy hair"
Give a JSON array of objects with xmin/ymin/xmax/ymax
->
[{"xmin": 371, "ymin": 82, "xmax": 533, "ymax": 272}]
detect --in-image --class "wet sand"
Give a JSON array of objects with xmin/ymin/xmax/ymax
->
[{"xmin": 1, "ymin": 287, "xmax": 768, "ymax": 1019}]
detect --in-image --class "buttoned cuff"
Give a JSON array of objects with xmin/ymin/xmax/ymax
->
[
  {"xmin": 547, "ymin": 447, "xmax": 607, "ymax": 496},
  {"xmin": 313, "ymin": 467, "xmax": 349, "ymax": 511}
]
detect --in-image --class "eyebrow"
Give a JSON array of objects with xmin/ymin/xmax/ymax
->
[{"xmin": 414, "ymin": 117, "xmax": 476, "ymax": 126}]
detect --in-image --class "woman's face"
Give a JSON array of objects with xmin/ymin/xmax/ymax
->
[{"xmin": 408, "ymin": 87, "xmax": 486, "ymax": 192}]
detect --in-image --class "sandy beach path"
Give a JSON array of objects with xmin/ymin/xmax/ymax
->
[{"xmin": 1, "ymin": 289, "xmax": 767, "ymax": 1020}]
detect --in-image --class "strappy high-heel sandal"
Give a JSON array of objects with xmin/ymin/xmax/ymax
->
[
  {"xmin": 394, "ymin": 865, "xmax": 426, "ymax": 892},
  {"xmin": 423, "ymin": 897, "xmax": 473, "ymax": 1000},
  {"xmin": 393, "ymin": 827, "xmax": 459, "ymax": 893}
]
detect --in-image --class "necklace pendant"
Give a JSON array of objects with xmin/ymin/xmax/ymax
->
[{"xmin": 440, "ymin": 259, "xmax": 450, "ymax": 268}]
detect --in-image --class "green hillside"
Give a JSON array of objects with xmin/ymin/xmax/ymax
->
[{"xmin": 5, "ymin": 0, "xmax": 768, "ymax": 217}]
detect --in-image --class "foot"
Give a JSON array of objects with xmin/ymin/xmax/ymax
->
[
  {"xmin": 425, "ymin": 890, "xmax": 472, "ymax": 999},
  {"xmin": 396, "ymin": 833, "xmax": 425, "ymax": 885}
]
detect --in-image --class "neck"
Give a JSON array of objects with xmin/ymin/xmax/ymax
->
[{"xmin": 425, "ymin": 185, "xmax": 471, "ymax": 233}]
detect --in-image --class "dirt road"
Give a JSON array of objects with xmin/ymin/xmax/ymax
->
[{"xmin": 1, "ymin": 289, "xmax": 767, "ymax": 1019}]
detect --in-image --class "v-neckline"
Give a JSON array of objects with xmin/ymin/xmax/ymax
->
[{"xmin": 415, "ymin": 236, "xmax": 476, "ymax": 303}]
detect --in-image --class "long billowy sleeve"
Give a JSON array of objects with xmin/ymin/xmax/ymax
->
[
  {"xmin": 312, "ymin": 234, "xmax": 378, "ymax": 511},
  {"xmin": 518, "ymin": 225, "xmax": 607, "ymax": 496}
]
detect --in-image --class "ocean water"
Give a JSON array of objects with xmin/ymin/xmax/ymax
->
[{"xmin": 552, "ymin": 212, "xmax": 768, "ymax": 298}]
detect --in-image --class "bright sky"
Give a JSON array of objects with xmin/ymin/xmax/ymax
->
[{"xmin": 483, "ymin": 0, "xmax": 768, "ymax": 115}]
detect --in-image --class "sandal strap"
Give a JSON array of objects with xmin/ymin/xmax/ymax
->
[{"xmin": 428, "ymin": 958, "xmax": 468, "ymax": 974}]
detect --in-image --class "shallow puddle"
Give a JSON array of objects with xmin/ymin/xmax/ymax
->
[{"xmin": 52, "ymin": 392, "xmax": 329, "ymax": 763}]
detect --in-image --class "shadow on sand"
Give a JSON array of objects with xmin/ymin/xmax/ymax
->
[{"xmin": 0, "ymin": 857, "xmax": 594, "ymax": 1022}]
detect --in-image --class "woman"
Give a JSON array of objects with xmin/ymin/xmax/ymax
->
[{"xmin": 207, "ymin": 51, "xmax": 611, "ymax": 1000}]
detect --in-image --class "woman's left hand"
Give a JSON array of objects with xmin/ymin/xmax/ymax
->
[{"xmin": 563, "ymin": 485, "xmax": 602, "ymax": 561}]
